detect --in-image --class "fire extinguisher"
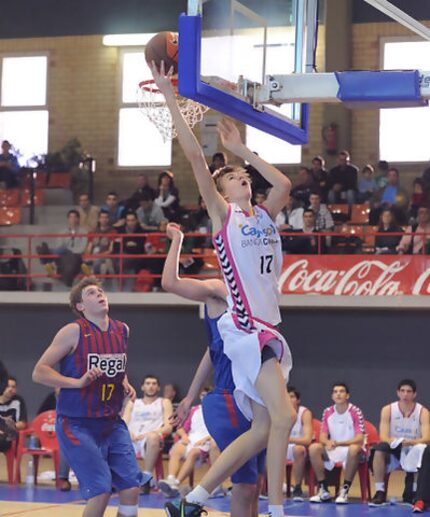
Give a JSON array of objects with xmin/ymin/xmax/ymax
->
[{"xmin": 322, "ymin": 123, "xmax": 338, "ymax": 155}]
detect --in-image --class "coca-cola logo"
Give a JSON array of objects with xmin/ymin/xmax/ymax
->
[{"xmin": 278, "ymin": 257, "xmax": 430, "ymax": 296}]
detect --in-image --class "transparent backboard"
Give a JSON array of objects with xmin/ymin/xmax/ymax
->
[{"xmin": 178, "ymin": 0, "xmax": 316, "ymax": 144}]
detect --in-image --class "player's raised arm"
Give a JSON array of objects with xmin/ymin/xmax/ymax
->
[
  {"xmin": 151, "ymin": 62, "xmax": 227, "ymax": 227},
  {"xmin": 161, "ymin": 223, "xmax": 227, "ymax": 302},
  {"xmin": 217, "ymin": 118, "xmax": 291, "ymax": 219}
]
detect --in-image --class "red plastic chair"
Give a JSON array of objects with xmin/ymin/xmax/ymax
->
[
  {"xmin": 350, "ymin": 204, "xmax": 370, "ymax": 224},
  {"xmin": 0, "ymin": 189, "xmax": 20, "ymax": 207},
  {"xmin": 15, "ymin": 410, "xmax": 59, "ymax": 487},
  {"xmin": 1, "ymin": 439, "xmax": 17, "ymax": 484},
  {"xmin": 0, "ymin": 207, "xmax": 21, "ymax": 225}
]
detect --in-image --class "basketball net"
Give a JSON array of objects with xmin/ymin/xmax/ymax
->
[{"xmin": 137, "ymin": 78, "xmax": 209, "ymax": 142}]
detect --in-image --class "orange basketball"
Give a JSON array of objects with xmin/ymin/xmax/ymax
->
[{"xmin": 145, "ymin": 32, "xmax": 178, "ymax": 74}]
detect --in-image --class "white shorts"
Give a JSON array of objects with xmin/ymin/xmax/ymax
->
[
  {"xmin": 132, "ymin": 434, "xmax": 163, "ymax": 459},
  {"xmin": 217, "ymin": 311, "xmax": 292, "ymax": 421},
  {"xmin": 171, "ymin": 440, "xmax": 210, "ymax": 467},
  {"xmin": 386, "ymin": 444, "xmax": 427, "ymax": 473},
  {"xmin": 286, "ymin": 443, "xmax": 307, "ymax": 462},
  {"xmin": 324, "ymin": 446, "xmax": 350, "ymax": 471}
]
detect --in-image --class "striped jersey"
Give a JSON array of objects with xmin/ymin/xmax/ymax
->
[
  {"xmin": 390, "ymin": 402, "xmax": 423, "ymax": 440},
  {"xmin": 56, "ymin": 317, "xmax": 127, "ymax": 418},
  {"xmin": 321, "ymin": 403, "xmax": 365, "ymax": 441},
  {"xmin": 213, "ymin": 203, "xmax": 282, "ymax": 329}
]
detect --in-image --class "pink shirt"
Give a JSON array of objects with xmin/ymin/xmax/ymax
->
[{"xmin": 321, "ymin": 403, "xmax": 365, "ymax": 441}]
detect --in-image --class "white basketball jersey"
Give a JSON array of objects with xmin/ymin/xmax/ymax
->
[
  {"xmin": 188, "ymin": 405, "xmax": 210, "ymax": 444},
  {"xmin": 214, "ymin": 203, "xmax": 282, "ymax": 328},
  {"xmin": 128, "ymin": 397, "xmax": 164, "ymax": 435},
  {"xmin": 390, "ymin": 402, "xmax": 423, "ymax": 440},
  {"xmin": 290, "ymin": 405, "xmax": 307, "ymax": 439}
]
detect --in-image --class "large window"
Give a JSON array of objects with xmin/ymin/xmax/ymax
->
[
  {"xmin": 380, "ymin": 40, "xmax": 430, "ymax": 162},
  {"xmin": 118, "ymin": 51, "xmax": 171, "ymax": 167},
  {"xmin": 0, "ymin": 55, "xmax": 48, "ymax": 165}
]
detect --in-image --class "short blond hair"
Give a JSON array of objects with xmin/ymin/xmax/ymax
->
[
  {"xmin": 211, "ymin": 166, "xmax": 250, "ymax": 193},
  {"xmin": 69, "ymin": 276, "xmax": 103, "ymax": 317}
]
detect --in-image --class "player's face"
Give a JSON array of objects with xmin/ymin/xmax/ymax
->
[
  {"xmin": 79, "ymin": 285, "xmax": 109, "ymax": 315},
  {"xmin": 288, "ymin": 391, "xmax": 300, "ymax": 410},
  {"xmin": 142, "ymin": 378, "xmax": 160, "ymax": 397},
  {"xmin": 220, "ymin": 171, "xmax": 252, "ymax": 202},
  {"xmin": 331, "ymin": 386, "xmax": 349, "ymax": 405},
  {"xmin": 397, "ymin": 385, "xmax": 416, "ymax": 403}
]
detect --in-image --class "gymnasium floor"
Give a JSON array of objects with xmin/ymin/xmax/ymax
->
[{"xmin": 0, "ymin": 461, "xmax": 418, "ymax": 516}]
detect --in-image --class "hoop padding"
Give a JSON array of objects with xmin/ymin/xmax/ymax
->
[{"xmin": 137, "ymin": 79, "xmax": 209, "ymax": 142}]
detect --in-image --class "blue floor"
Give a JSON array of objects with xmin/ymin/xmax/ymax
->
[{"xmin": 0, "ymin": 485, "xmax": 419, "ymax": 515}]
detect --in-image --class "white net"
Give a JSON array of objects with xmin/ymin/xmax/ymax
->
[{"xmin": 137, "ymin": 80, "xmax": 209, "ymax": 142}]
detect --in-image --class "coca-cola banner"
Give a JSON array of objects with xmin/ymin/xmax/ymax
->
[{"xmin": 279, "ymin": 255, "xmax": 430, "ymax": 296}]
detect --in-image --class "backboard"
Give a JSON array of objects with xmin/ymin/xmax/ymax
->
[{"xmin": 178, "ymin": 0, "xmax": 319, "ymax": 144}]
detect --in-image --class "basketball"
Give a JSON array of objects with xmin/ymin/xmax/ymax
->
[{"xmin": 145, "ymin": 32, "xmax": 179, "ymax": 74}]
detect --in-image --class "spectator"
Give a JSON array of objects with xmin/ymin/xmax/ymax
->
[
  {"xmin": 308, "ymin": 191, "xmax": 334, "ymax": 231},
  {"xmin": 358, "ymin": 164, "xmax": 377, "ymax": 203},
  {"xmin": 276, "ymin": 195, "xmax": 304, "ymax": 232},
  {"xmin": 36, "ymin": 209, "xmax": 87, "ymax": 286},
  {"xmin": 136, "ymin": 192, "xmax": 165, "ymax": 231},
  {"xmin": 123, "ymin": 375, "xmax": 173, "ymax": 493},
  {"xmin": 0, "ymin": 376, "xmax": 28, "ymax": 455},
  {"xmin": 155, "ymin": 171, "xmax": 181, "ymax": 222},
  {"xmin": 375, "ymin": 160, "xmax": 390, "ymax": 190},
  {"xmin": 286, "ymin": 386, "xmax": 313, "ymax": 502},
  {"xmin": 208, "ymin": 152, "xmax": 227, "ymax": 174},
  {"xmin": 100, "ymin": 192, "xmax": 125, "ymax": 227},
  {"xmin": 163, "ymin": 384, "xmax": 180, "ymax": 410},
  {"xmin": 291, "ymin": 167, "xmax": 315, "ymax": 206},
  {"xmin": 369, "ymin": 379, "xmax": 430, "ymax": 507},
  {"xmin": 372, "ymin": 167, "xmax": 408, "ymax": 224},
  {"xmin": 309, "ymin": 383, "xmax": 365, "ymax": 504},
  {"xmin": 375, "ymin": 209, "xmax": 403, "ymax": 255},
  {"xmin": 115, "ymin": 211, "xmax": 146, "ymax": 289},
  {"xmin": 396, "ymin": 205, "xmax": 430, "ymax": 255},
  {"xmin": 409, "ymin": 178, "xmax": 426, "ymax": 223},
  {"xmin": 0, "ymin": 140, "xmax": 20, "ymax": 189},
  {"xmin": 158, "ymin": 388, "xmax": 216, "ymax": 498},
  {"xmin": 0, "ymin": 362, "xmax": 17, "ymax": 442},
  {"xmin": 124, "ymin": 174, "xmax": 156, "ymax": 212},
  {"xmin": 327, "ymin": 150, "xmax": 358, "ymax": 205},
  {"xmin": 76, "ymin": 193, "xmax": 99, "ymax": 232},
  {"xmin": 253, "ymin": 189, "xmax": 268, "ymax": 206},
  {"xmin": 284, "ymin": 209, "xmax": 326, "ymax": 254},
  {"xmin": 311, "ymin": 156, "xmax": 329, "ymax": 202},
  {"xmin": 83, "ymin": 210, "xmax": 116, "ymax": 281},
  {"xmin": 188, "ymin": 196, "xmax": 212, "ymax": 249}
]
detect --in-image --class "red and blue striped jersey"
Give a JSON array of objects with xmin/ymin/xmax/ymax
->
[{"xmin": 56, "ymin": 317, "xmax": 128, "ymax": 418}]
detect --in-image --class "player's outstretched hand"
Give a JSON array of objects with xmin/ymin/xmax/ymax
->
[
  {"xmin": 217, "ymin": 118, "xmax": 243, "ymax": 153},
  {"xmin": 170, "ymin": 396, "xmax": 192, "ymax": 428},
  {"xmin": 166, "ymin": 222, "xmax": 183, "ymax": 241},
  {"xmin": 78, "ymin": 367, "xmax": 103, "ymax": 388},
  {"xmin": 150, "ymin": 60, "xmax": 176, "ymax": 98}
]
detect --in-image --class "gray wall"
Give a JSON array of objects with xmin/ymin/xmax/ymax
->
[{"xmin": 1, "ymin": 304, "xmax": 429, "ymax": 424}]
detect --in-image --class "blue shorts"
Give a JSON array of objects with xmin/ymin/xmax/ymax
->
[
  {"xmin": 56, "ymin": 415, "xmax": 143, "ymax": 500},
  {"xmin": 202, "ymin": 389, "xmax": 266, "ymax": 485}
]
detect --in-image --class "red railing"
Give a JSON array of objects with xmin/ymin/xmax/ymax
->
[{"xmin": 0, "ymin": 230, "xmax": 427, "ymax": 291}]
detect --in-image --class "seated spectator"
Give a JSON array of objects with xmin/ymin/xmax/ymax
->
[
  {"xmin": 291, "ymin": 166, "xmax": 315, "ymax": 206},
  {"xmin": 163, "ymin": 384, "xmax": 180, "ymax": 411},
  {"xmin": 369, "ymin": 379, "xmax": 430, "ymax": 507},
  {"xmin": 308, "ymin": 190, "xmax": 334, "ymax": 231},
  {"xmin": 409, "ymin": 178, "xmax": 426, "ymax": 224},
  {"xmin": 396, "ymin": 205, "xmax": 430, "ymax": 255},
  {"xmin": 0, "ymin": 362, "xmax": 17, "ymax": 442},
  {"xmin": 76, "ymin": 193, "xmax": 99, "ymax": 232},
  {"xmin": 36, "ymin": 210, "xmax": 87, "ymax": 286},
  {"xmin": 375, "ymin": 209, "xmax": 403, "ymax": 255},
  {"xmin": 155, "ymin": 171, "xmax": 181, "ymax": 222},
  {"xmin": 253, "ymin": 189, "xmax": 267, "ymax": 206},
  {"xmin": 375, "ymin": 160, "xmax": 390, "ymax": 190},
  {"xmin": 208, "ymin": 152, "xmax": 227, "ymax": 174},
  {"xmin": 188, "ymin": 197, "xmax": 212, "ymax": 249},
  {"xmin": 123, "ymin": 375, "xmax": 173, "ymax": 493},
  {"xmin": 283, "ymin": 209, "xmax": 326, "ymax": 254},
  {"xmin": 136, "ymin": 192, "xmax": 165, "ymax": 231},
  {"xmin": 311, "ymin": 156, "xmax": 329, "ymax": 202},
  {"xmin": 0, "ymin": 376, "xmax": 28, "ymax": 456},
  {"xmin": 0, "ymin": 140, "xmax": 20, "ymax": 189},
  {"xmin": 358, "ymin": 164, "xmax": 377, "ymax": 203},
  {"xmin": 158, "ymin": 388, "xmax": 215, "ymax": 498},
  {"xmin": 327, "ymin": 150, "xmax": 358, "ymax": 205},
  {"xmin": 124, "ymin": 174, "xmax": 156, "ymax": 212},
  {"xmin": 309, "ymin": 382, "xmax": 365, "ymax": 504},
  {"xmin": 370, "ymin": 167, "xmax": 408, "ymax": 225},
  {"xmin": 276, "ymin": 195, "xmax": 304, "ymax": 232},
  {"xmin": 100, "ymin": 192, "xmax": 125, "ymax": 227},
  {"xmin": 83, "ymin": 210, "xmax": 116, "ymax": 280},
  {"xmin": 287, "ymin": 386, "xmax": 313, "ymax": 502}
]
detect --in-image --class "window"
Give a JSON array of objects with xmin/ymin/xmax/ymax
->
[
  {"xmin": 118, "ymin": 51, "xmax": 171, "ymax": 167},
  {"xmin": 0, "ymin": 55, "xmax": 48, "ymax": 165},
  {"xmin": 380, "ymin": 40, "xmax": 430, "ymax": 162}
]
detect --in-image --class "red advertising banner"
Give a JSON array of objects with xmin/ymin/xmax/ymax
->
[{"xmin": 280, "ymin": 255, "xmax": 430, "ymax": 296}]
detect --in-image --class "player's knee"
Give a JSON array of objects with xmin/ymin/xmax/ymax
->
[
  {"xmin": 293, "ymin": 445, "xmax": 306, "ymax": 459},
  {"xmin": 233, "ymin": 482, "xmax": 256, "ymax": 503},
  {"xmin": 309, "ymin": 442, "xmax": 323, "ymax": 458},
  {"xmin": 348, "ymin": 444, "xmax": 362, "ymax": 456},
  {"xmin": 119, "ymin": 486, "xmax": 140, "ymax": 505},
  {"xmin": 146, "ymin": 432, "xmax": 161, "ymax": 447},
  {"xmin": 271, "ymin": 409, "xmax": 296, "ymax": 434}
]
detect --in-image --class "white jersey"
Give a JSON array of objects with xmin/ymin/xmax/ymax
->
[
  {"xmin": 389, "ymin": 402, "xmax": 423, "ymax": 440},
  {"xmin": 214, "ymin": 203, "xmax": 282, "ymax": 328},
  {"xmin": 128, "ymin": 397, "xmax": 164, "ymax": 436},
  {"xmin": 290, "ymin": 405, "xmax": 308, "ymax": 439},
  {"xmin": 187, "ymin": 406, "xmax": 210, "ymax": 444}
]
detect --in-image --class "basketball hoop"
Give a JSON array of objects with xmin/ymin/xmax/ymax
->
[{"xmin": 137, "ymin": 78, "xmax": 209, "ymax": 142}]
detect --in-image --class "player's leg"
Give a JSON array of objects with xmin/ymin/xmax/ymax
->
[
  {"xmin": 83, "ymin": 493, "xmax": 112, "ymax": 517},
  {"xmin": 177, "ymin": 448, "xmax": 201, "ymax": 483},
  {"xmin": 143, "ymin": 431, "xmax": 162, "ymax": 473},
  {"xmin": 308, "ymin": 443, "xmax": 331, "ymax": 503},
  {"xmin": 168, "ymin": 442, "xmax": 186, "ymax": 478},
  {"xmin": 336, "ymin": 444, "xmax": 362, "ymax": 503},
  {"xmin": 117, "ymin": 487, "xmax": 140, "ymax": 517},
  {"xmin": 291, "ymin": 445, "xmax": 306, "ymax": 500},
  {"xmin": 231, "ymin": 483, "xmax": 256, "ymax": 517}
]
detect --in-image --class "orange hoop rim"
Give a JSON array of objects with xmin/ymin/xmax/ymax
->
[{"xmin": 138, "ymin": 78, "xmax": 178, "ymax": 95}]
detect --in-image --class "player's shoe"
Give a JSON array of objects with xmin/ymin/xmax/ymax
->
[
  {"xmin": 159, "ymin": 477, "xmax": 180, "ymax": 498},
  {"xmin": 368, "ymin": 491, "xmax": 389, "ymax": 507},
  {"xmin": 140, "ymin": 471, "xmax": 153, "ymax": 495},
  {"xmin": 412, "ymin": 500, "xmax": 425, "ymax": 513},
  {"xmin": 165, "ymin": 499, "xmax": 207, "ymax": 517},
  {"xmin": 335, "ymin": 486, "xmax": 349, "ymax": 504},
  {"xmin": 309, "ymin": 486, "xmax": 332, "ymax": 503},
  {"xmin": 292, "ymin": 485, "xmax": 304, "ymax": 502}
]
